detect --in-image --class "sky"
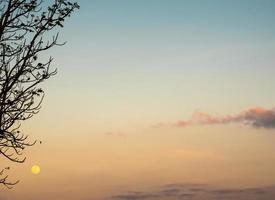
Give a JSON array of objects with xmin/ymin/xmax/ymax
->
[{"xmin": 1, "ymin": 0, "xmax": 275, "ymax": 199}]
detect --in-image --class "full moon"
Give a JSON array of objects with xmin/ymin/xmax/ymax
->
[{"xmin": 31, "ymin": 165, "xmax": 41, "ymax": 175}]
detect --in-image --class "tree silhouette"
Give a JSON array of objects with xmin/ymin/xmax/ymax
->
[{"xmin": 0, "ymin": 0, "xmax": 79, "ymax": 188}]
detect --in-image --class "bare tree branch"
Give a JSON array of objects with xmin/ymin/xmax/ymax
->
[{"xmin": 0, "ymin": 0, "xmax": 79, "ymax": 187}]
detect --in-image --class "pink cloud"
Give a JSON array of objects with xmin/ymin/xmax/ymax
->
[{"xmin": 175, "ymin": 107, "xmax": 275, "ymax": 129}]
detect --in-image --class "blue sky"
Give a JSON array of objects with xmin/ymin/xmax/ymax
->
[{"xmin": 46, "ymin": 0, "xmax": 275, "ymax": 118}]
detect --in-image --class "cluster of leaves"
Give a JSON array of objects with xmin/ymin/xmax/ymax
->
[{"xmin": 0, "ymin": 0, "xmax": 79, "ymax": 187}]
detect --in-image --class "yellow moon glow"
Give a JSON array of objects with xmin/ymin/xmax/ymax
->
[{"xmin": 31, "ymin": 165, "xmax": 41, "ymax": 175}]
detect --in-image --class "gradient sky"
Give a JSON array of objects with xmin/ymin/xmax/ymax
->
[{"xmin": 1, "ymin": 0, "xmax": 275, "ymax": 200}]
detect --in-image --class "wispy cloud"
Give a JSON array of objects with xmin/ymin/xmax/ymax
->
[
  {"xmin": 174, "ymin": 107, "xmax": 275, "ymax": 129},
  {"xmin": 104, "ymin": 132, "xmax": 127, "ymax": 138}
]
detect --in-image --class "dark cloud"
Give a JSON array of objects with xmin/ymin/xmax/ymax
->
[
  {"xmin": 178, "ymin": 193, "xmax": 195, "ymax": 198},
  {"xmin": 212, "ymin": 189, "xmax": 247, "ymax": 195},
  {"xmin": 111, "ymin": 193, "xmax": 158, "ymax": 200},
  {"xmin": 160, "ymin": 188, "xmax": 180, "ymax": 193},
  {"xmin": 241, "ymin": 188, "xmax": 266, "ymax": 194},
  {"xmin": 242, "ymin": 108, "xmax": 275, "ymax": 128},
  {"xmin": 174, "ymin": 107, "xmax": 275, "ymax": 129},
  {"xmin": 188, "ymin": 187, "xmax": 207, "ymax": 192},
  {"xmin": 110, "ymin": 183, "xmax": 274, "ymax": 200},
  {"xmin": 212, "ymin": 187, "xmax": 266, "ymax": 195}
]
